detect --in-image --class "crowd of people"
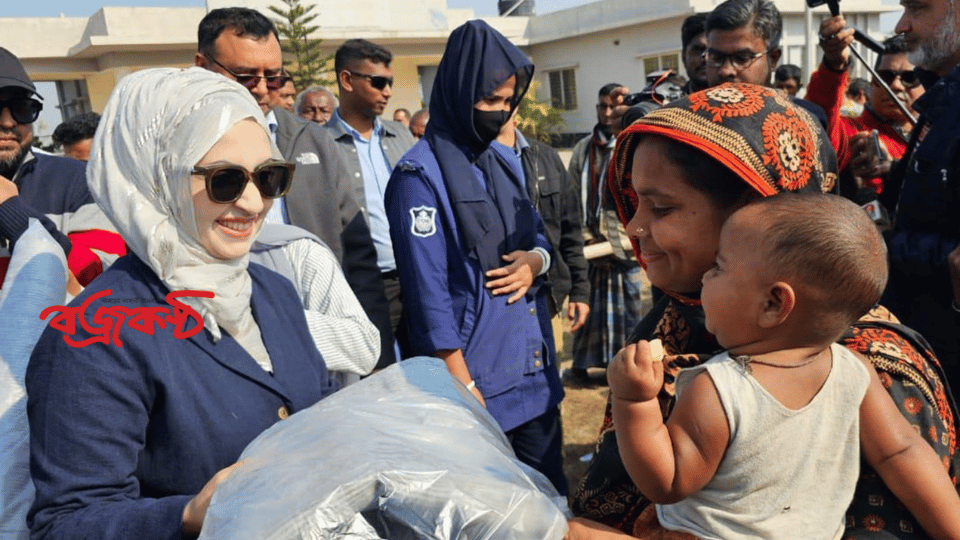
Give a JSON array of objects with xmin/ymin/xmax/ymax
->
[{"xmin": 2, "ymin": 0, "xmax": 960, "ymax": 537}]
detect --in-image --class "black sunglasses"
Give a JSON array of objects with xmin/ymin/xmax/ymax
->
[
  {"xmin": 192, "ymin": 160, "xmax": 296, "ymax": 204},
  {"xmin": 0, "ymin": 98, "xmax": 42, "ymax": 124},
  {"xmin": 875, "ymin": 69, "xmax": 921, "ymax": 89},
  {"xmin": 205, "ymin": 54, "xmax": 289, "ymax": 91},
  {"xmin": 347, "ymin": 70, "xmax": 393, "ymax": 90}
]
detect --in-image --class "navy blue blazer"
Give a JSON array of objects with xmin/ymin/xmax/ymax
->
[{"xmin": 27, "ymin": 255, "xmax": 338, "ymax": 540}]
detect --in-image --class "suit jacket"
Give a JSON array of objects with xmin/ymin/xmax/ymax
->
[
  {"xmin": 325, "ymin": 116, "xmax": 416, "ymax": 216},
  {"xmin": 27, "ymin": 255, "xmax": 338, "ymax": 540},
  {"xmin": 272, "ymin": 106, "xmax": 395, "ymax": 368}
]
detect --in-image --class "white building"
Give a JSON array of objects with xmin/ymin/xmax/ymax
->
[{"xmin": 0, "ymin": 0, "xmax": 896, "ymax": 142}]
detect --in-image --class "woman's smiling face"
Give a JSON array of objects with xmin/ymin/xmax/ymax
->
[
  {"xmin": 190, "ymin": 119, "xmax": 273, "ymax": 260},
  {"xmin": 624, "ymin": 136, "xmax": 737, "ymax": 294}
]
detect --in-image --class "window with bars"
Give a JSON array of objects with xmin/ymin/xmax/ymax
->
[
  {"xmin": 547, "ymin": 68, "xmax": 577, "ymax": 110},
  {"xmin": 642, "ymin": 53, "xmax": 680, "ymax": 78}
]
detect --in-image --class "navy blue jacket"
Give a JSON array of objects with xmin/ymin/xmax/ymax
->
[
  {"xmin": 27, "ymin": 255, "xmax": 338, "ymax": 540},
  {"xmin": 386, "ymin": 139, "xmax": 563, "ymax": 433},
  {"xmin": 883, "ymin": 63, "xmax": 960, "ymax": 391}
]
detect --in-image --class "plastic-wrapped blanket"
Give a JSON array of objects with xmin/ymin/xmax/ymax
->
[
  {"xmin": 0, "ymin": 220, "xmax": 69, "ymax": 540},
  {"xmin": 200, "ymin": 357, "xmax": 571, "ymax": 540}
]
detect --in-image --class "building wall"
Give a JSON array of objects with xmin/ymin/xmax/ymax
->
[
  {"xmin": 0, "ymin": 0, "xmax": 897, "ymax": 135},
  {"xmin": 527, "ymin": 15, "xmax": 688, "ymax": 136}
]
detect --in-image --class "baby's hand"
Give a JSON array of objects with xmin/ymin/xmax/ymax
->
[{"xmin": 607, "ymin": 339, "xmax": 664, "ymax": 403}]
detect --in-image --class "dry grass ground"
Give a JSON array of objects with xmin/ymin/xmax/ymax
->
[
  {"xmin": 554, "ymin": 263, "xmax": 653, "ymax": 494},
  {"xmin": 554, "ymin": 318, "xmax": 611, "ymax": 494}
]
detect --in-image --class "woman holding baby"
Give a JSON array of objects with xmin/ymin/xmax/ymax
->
[{"xmin": 567, "ymin": 84, "xmax": 960, "ymax": 540}]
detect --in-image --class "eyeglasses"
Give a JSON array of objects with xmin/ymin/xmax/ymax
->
[
  {"xmin": 874, "ymin": 69, "xmax": 921, "ymax": 89},
  {"xmin": 192, "ymin": 160, "xmax": 296, "ymax": 204},
  {"xmin": 0, "ymin": 98, "xmax": 42, "ymax": 124},
  {"xmin": 702, "ymin": 48, "xmax": 769, "ymax": 71},
  {"xmin": 204, "ymin": 54, "xmax": 289, "ymax": 91},
  {"xmin": 347, "ymin": 70, "xmax": 393, "ymax": 90}
]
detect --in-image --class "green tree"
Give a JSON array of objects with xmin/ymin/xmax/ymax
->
[
  {"xmin": 269, "ymin": 0, "xmax": 334, "ymax": 91},
  {"xmin": 514, "ymin": 80, "xmax": 565, "ymax": 143}
]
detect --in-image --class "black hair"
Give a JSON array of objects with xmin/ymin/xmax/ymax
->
[
  {"xmin": 598, "ymin": 82, "xmax": 625, "ymax": 99},
  {"xmin": 706, "ymin": 0, "xmax": 782, "ymax": 52},
  {"xmin": 874, "ymin": 34, "xmax": 910, "ymax": 70},
  {"xmin": 198, "ymin": 8, "xmax": 278, "ymax": 58},
  {"xmin": 52, "ymin": 112, "xmax": 101, "ymax": 148},
  {"xmin": 750, "ymin": 193, "xmax": 888, "ymax": 338},
  {"xmin": 334, "ymin": 39, "xmax": 393, "ymax": 74},
  {"xmin": 774, "ymin": 64, "xmax": 801, "ymax": 83},
  {"xmin": 681, "ymin": 13, "xmax": 709, "ymax": 52},
  {"xmin": 639, "ymin": 134, "xmax": 755, "ymax": 212},
  {"xmin": 846, "ymin": 78, "xmax": 870, "ymax": 98}
]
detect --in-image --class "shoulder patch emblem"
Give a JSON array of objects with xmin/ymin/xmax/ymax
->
[{"xmin": 410, "ymin": 206, "xmax": 437, "ymax": 238}]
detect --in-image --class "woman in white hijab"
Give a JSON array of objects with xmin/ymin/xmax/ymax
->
[{"xmin": 26, "ymin": 67, "xmax": 339, "ymax": 540}]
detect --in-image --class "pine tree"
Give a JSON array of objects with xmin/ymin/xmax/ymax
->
[{"xmin": 269, "ymin": 0, "xmax": 334, "ymax": 91}]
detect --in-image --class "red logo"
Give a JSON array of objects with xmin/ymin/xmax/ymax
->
[{"xmin": 40, "ymin": 289, "xmax": 214, "ymax": 348}]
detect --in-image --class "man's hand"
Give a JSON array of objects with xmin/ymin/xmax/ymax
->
[
  {"xmin": 948, "ymin": 244, "xmax": 960, "ymax": 309},
  {"xmin": 182, "ymin": 461, "xmax": 244, "ymax": 538},
  {"xmin": 607, "ymin": 341, "xmax": 663, "ymax": 403},
  {"xmin": 485, "ymin": 250, "xmax": 542, "ymax": 303},
  {"xmin": 818, "ymin": 15, "xmax": 855, "ymax": 71},
  {"xmin": 0, "ymin": 175, "xmax": 18, "ymax": 205},
  {"xmin": 850, "ymin": 131, "xmax": 892, "ymax": 180},
  {"xmin": 568, "ymin": 301, "xmax": 590, "ymax": 332},
  {"xmin": 607, "ymin": 86, "xmax": 631, "ymax": 135}
]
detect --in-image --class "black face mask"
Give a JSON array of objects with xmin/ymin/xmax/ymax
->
[{"xmin": 473, "ymin": 108, "xmax": 510, "ymax": 144}]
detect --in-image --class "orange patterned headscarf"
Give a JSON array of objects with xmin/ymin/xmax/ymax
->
[{"xmin": 608, "ymin": 83, "xmax": 838, "ymax": 282}]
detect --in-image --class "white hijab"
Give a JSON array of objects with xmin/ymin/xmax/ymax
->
[{"xmin": 87, "ymin": 67, "xmax": 282, "ymax": 369}]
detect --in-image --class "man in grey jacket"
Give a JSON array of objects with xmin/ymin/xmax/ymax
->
[
  {"xmin": 196, "ymin": 7, "xmax": 394, "ymax": 368},
  {"xmin": 327, "ymin": 39, "xmax": 415, "ymax": 344}
]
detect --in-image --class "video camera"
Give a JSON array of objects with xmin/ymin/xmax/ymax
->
[{"xmin": 620, "ymin": 69, "xmax": 685, "ymax": 129}]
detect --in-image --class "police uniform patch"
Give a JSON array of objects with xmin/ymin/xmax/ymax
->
[{"xmin": 410, "ymin": 206, "xmax": 437, "ymax": 238}]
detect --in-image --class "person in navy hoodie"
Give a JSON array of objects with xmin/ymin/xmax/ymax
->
[
  {"xmin": 385, "ymin": 19, "xmax": 566, "ymax": 494},
  {"xmin": 26, "ymin": 67, "xmax": 339, "ymax": 540}
]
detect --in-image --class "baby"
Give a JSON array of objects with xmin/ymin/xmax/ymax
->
[{"xmin": 605, "ymin": 193, "xmax": 960, "ymax": 540}]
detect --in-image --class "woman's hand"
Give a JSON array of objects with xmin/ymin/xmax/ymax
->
[
  {"xmin": 182, "ymin": 461, "xmax": 244, "ymax": 538},
  {"xmin": 818, "ymin": 15, "xmax": 855, "ymax": 71},
  {"xmin": 607, "ymin": 341, "xmax": 663, "ymax": 403},
  {"xmin": 485, "ymin": 250, "xmax": 542, "ymax": 303}
]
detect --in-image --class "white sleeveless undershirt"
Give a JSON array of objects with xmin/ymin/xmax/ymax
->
[{"xmin": 657, "ymin": 343, "xmax": 870, "ymax": 540}]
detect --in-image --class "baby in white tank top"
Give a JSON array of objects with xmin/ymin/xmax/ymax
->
[{"xmin": 595, "ymin": 193, "xmax": 960, "ymax": 540}]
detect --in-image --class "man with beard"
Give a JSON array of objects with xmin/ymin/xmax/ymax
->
[
  {"xmin": 860, "ymin": 0, "xmax": 960, "ymax": 394},
  {"xmin": 0, "ymin": 47, "xmax": 123, "ymax": 289},
  {"xmin": 566, "ymin": 83, "xmax": 648, "ymax": 385},
  {"xmin": 704, "ymin": 0, "xmax": 828, "ymax": 129},
  {"xmin": 807, "ymin": 30, "xmax": 923, "ymax": 205}
]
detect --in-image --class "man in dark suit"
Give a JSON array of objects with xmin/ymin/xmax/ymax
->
[{"xmin": 195, "ymin": 7, "xmax": 394, "ymax": 368}]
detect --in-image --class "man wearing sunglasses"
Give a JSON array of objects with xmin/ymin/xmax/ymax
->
[
  {"xmin": 0, "ymin": 47, "xmax": 124, "ymax": 290},
  {"xmin": 196, "ymin": 8, "xmax": 395, "ymax": 370},
  {"xmin": 860, "ymin": 0, "xmax": 960, "ymax": 398},
  {"xmin": 809, "ymin": 29, "xmax": 923, "ymax": 204},
  {"xmin": 327, "ymin": 39, "xmax": 415, "ymax": 348},
  {"xmin": 703, "ymin": 0, "xmax": 828, "ymax": 130}
]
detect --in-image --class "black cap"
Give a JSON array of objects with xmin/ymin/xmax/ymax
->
[{"xmin": 0, "ymin": 47, "xmax": 41, "ymax": 100}]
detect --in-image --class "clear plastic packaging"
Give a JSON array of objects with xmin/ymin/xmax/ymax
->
[{"xmin": 200, "ymin": 357, "xmax": 571, "ymax": 540}]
